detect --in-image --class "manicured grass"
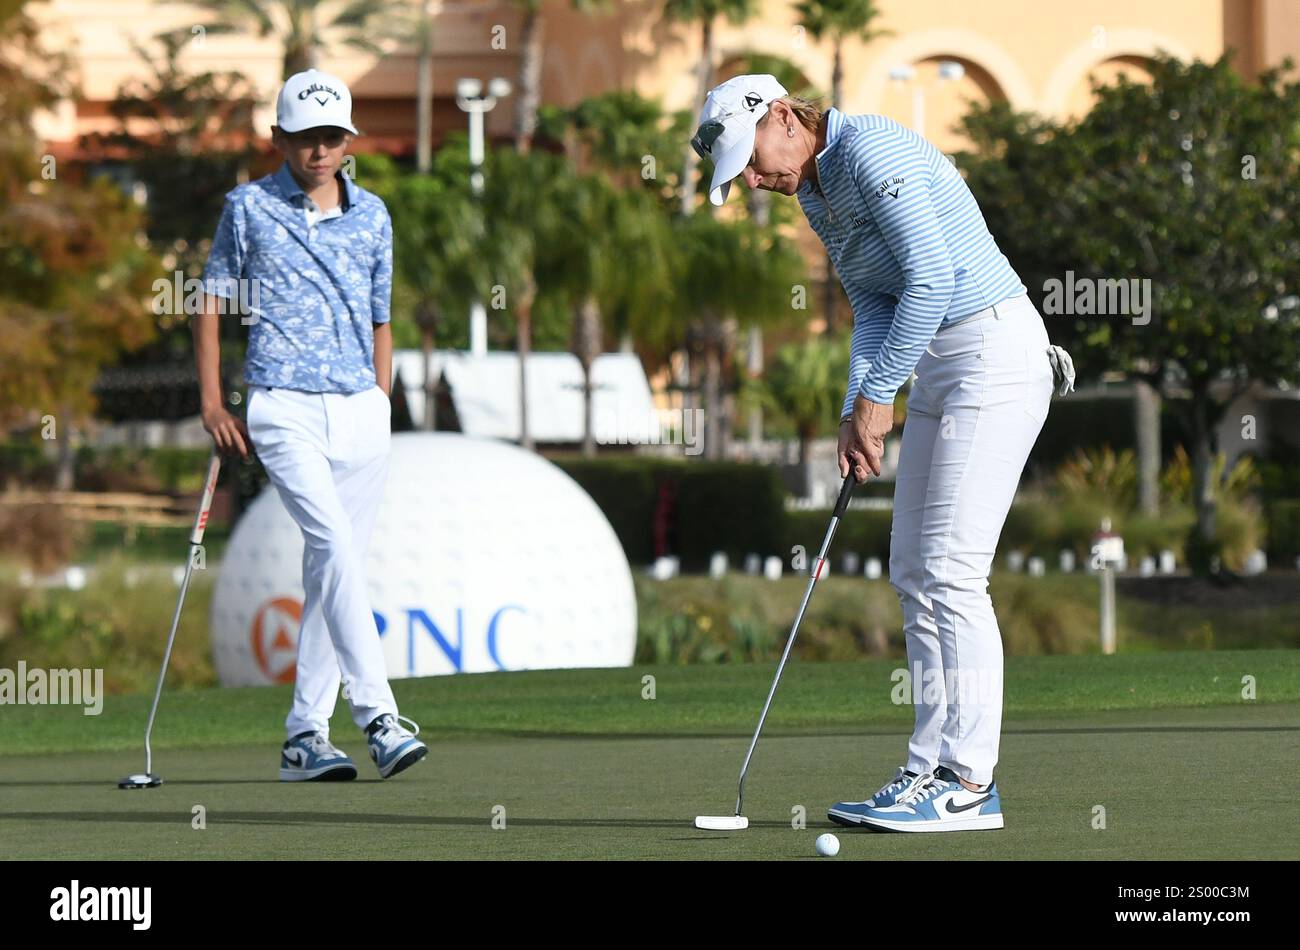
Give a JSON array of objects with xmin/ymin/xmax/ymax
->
[
  {"xmin": 81, "ymin": 522, "xmax": 231, "ymax": 563},
  {"xmin": 2, "ymin": 650, "xmax": 1295, "ymax": 756},
  {"xmin": 0, "ymin": 652, "xmax": 1295, "ymax": 859}
]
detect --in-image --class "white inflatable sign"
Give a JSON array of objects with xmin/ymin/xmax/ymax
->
[{"xmin": 211, "ymin": 433, "xmax": 637, "ymax": 685}]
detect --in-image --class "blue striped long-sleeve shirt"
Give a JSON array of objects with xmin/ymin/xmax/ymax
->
[{"xmin": 796, "ymin": 108, "xmax": 1025, "ymax": 415}]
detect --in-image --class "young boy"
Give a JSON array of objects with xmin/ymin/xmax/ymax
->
[{"xmin": 196, "ymin": 68, "xmax": 426, "ymax": 781}]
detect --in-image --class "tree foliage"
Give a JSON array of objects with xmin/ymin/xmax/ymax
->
[
  {"xmin": 0, "ymin": 0, "xmax": 160, "ymax": 430},
  {"xmin": 957, "ymin": 54, "xmax": 1300, "ymax": 558}
]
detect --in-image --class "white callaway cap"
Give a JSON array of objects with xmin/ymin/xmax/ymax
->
[
  {"xmin": 276, "ymin": 68, "xmax": 359, "ymax": 135},
  {"xmin": 690, "ymin": 73, "xmax": 789, "ymax": 206}
]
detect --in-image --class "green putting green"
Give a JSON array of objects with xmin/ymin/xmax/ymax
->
[{"xmin": 1, "ymin": 651, "xmax": 1296, "ymax": 859}]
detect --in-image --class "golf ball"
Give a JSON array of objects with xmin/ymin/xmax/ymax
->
[{"xmin": 815, "ymin": 833, "xmax": 840, "ymax": 857}]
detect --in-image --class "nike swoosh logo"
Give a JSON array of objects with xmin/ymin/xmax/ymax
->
[
  {"xmin": 945, "ymin": 795, "xmax": 992, "ymax": 814},
  {"xmin": 284, "ymin": 750, "xmax": 305, "ymax": 766}
]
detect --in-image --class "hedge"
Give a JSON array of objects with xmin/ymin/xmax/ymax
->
[
  {"xmin": 1268, "ymin": 499, "xmax": 1300, "ymax": 562},
  {"xmin": 553, "ymin": 458, "xmax": 784, "ymax": 570},
  {"xmin": 782, "ymin": 507, "xmax": 893, "ymax": 564},
  {"xmin": 554, "ymin": 455, "xmax": 1275, "ymax": 574}
]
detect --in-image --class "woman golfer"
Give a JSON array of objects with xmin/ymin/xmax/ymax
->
[
  {"xmin": 197, "ymin": 69, "xmax": 426, "ymax": 781},
  {"xmin": 692, "ymin": 75, "xmax": 1073, "ymax": 832}
]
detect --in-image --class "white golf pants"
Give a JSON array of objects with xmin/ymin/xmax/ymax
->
[
  {"xmin": 247, "ymin": 385, "xmax": 399, "ymax": 740},
  {"xmin": 889, "ymin": 293, "xmax": 1054, "ymax": 786}
]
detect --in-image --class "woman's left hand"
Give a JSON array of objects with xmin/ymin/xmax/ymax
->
[{"xmin": 841, "ymin": 395, "xmax": 894, "ymax": 480}]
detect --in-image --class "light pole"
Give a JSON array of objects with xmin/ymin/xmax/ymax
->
[
  {"xmin": 887, "ymin": 64, "xmax": 921, "ymax": 135},
  {"xmin": 456, "ymin": 76, "xmax": 511, "ymax": 356},
  {"xmin": 888, "ymin": 61, "xmax": 965, "ymax": 138}
]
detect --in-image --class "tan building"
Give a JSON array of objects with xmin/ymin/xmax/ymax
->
[{"xmin": 34, "ymin": 0, "xmax": 1300, "ymax": 162}]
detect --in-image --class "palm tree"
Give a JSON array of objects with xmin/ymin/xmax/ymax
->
[
  {"xmin": 159, "ymin": 0, "xmax": 393, "ymax": 80},
  {"xmin": 414, "ymin": 0, "xmax": 435, "ymax": 173},
  {"xmin": 792, "ymin": 0, "xmax": 891, "ymax": 334},
  {"xmin": 509, "ymin": 0, "xmax": 611, "ymax": 155},
  {"xmin": 530, "ymin": 170, "xmax": 607, "ymax": 455},
  {"xmin": 378, "ymin": 0, "xmax": 438, "ymax": 173},
  {"xmin": 533, "ymin": 93, "xmax": 684, "ymax": 454},
  {"xmin": 721, "ymin": 52, "xmax": 822, "ymax": 447},
  {"xmin": 672, "ymin": 211, "xmax": 808, "ymax": 459},
  {"xmin": 749, "ymin": 336, "xmax": 848, "ymax": 466},
  {"xmin": 385, "ymin": 162, "xmax": 487, "ymax": 429},
  {"xmin": 481, "ymin": 146, "xmax": 571, "ymax": 450},
  {"xmin": 551, "ymin": 177, "xmax": 676, "ymax": 456},
  {"xmin": 328, "ymin": 0, "xmax": 439, "ymax": 172},
  {"xmin": 538, "ymin": 90, "xmax": 695, "ymax": 203},
  {"xmin": 663, "ymin": 0, "xmax": 760, "ymax": 216},
  {"xmin": 792, "ymin": 0, "xmax": 889, "ymax": 108}
]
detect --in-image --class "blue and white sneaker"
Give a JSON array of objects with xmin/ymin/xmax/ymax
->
[
  {"xmin": 836, "ymin": 766, "xmax": 1004, "ymax": 832},
  {"xmin": 279, "ymin": 731, "xmax": 358, "ymax": 782},
  {"xmin": 366, "ymin": 714, "xmax": 428, "ymax": 779},
  {"xmin": 827, "ymin": 766, "xmax": 928, "ymax": 825}
]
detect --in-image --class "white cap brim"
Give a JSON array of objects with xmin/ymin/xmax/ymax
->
[
  {"xmin": 278, "ymin": 118, "xmax": 360, "ymax": 135},
  {"xmin": 707, "ymin": 127, "xmax": 756, "ymax": 206}
]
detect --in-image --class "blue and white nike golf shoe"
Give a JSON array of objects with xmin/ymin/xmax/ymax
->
[
  {"xmin": 279, "ymin": 731, "xmax": 358, "ymax": 782},
  {"xmin": 366, "ymin": 714, "xmax": 428, "ymax": 779},
  {"xmin": 826, "ymin": 766, "xmax": 928, "ymax": 825},
  {"xmin": 828, "ymin": 766, "xmax": 1004, "ymax": 832}
]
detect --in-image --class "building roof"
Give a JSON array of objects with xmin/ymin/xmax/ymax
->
[{"xmin": 392, "ymin": 350, "xmax": 657, "ymax": 444}]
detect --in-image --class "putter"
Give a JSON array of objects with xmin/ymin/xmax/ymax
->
[
  {"xmin": 119, "ymin": 452, "xmax": 223, "ymax": 790},
  {"xmin": 695, "ymin": 471, "xmax": 859, "ymax": 830}
]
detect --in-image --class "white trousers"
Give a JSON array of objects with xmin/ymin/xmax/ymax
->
[
  {"xmin": 889, "ymin": 293, "xmax": 1054, "ymax": 786},
  {"xmin": 246, "ymin": 384, "xmax": 399, "ymax": 739}
]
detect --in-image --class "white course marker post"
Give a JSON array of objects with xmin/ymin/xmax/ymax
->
[{"xmin": 1091, "ymin": 519, "xmax": 1124, "ymax": 655}]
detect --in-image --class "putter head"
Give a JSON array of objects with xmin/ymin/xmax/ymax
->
[
  {"xmin": 118, "ymin": 773, "xmax": 163, "ymax": 790},
  {"xmin": 694, "ymin": 815, "xmax": 749, "ymax": 831}
]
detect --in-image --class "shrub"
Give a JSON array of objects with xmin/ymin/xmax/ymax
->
[
  {"xmin": 1159, "ymin": 445, "xmax": 1259, "ymax": 506},
  {"xmin": 0, "ymin": 503, "xmax": 83, "ymax": 573},
  {"xmin": 1052, "ymin": 446, "xmax": 1137, "ymax": 510}
]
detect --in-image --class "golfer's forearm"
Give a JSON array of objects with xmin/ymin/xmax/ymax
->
[
  {"xmin": 373, "ymin": 323, "xmax": 392, "ymax": 394},
  {"xmin": 843, "ymin": 296, "xmax": 891, "ymax": 419},
  {"xmin": 195, "ymin": 296, "xmax": 225, "ymax": 412},
  {"xmin": 858, "ymin": 274, "xmax": 954, "ymax": 403}
]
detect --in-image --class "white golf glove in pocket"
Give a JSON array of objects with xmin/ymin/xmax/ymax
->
[{"xmin": 1046, "ymin": 345, "xmax": 1076, "ymax": 396}]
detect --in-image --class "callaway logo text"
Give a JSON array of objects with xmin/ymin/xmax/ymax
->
[
  {"xmin": 872, "ymin": 176, "xmax": 905, "ymax": 199},
  {"xmin": 297, "ymin": 82, "xmax": 341, "ymax": 106}
]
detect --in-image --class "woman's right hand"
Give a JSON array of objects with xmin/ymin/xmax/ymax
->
[
  {"xmin": 201, "ymin": 404, "xmax": 250, "ymax": 458},
  {"xmin": 838, "ymin": 419, "xmax": 867, "ymax": 483}
]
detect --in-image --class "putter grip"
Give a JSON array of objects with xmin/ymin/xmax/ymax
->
[
  {"xmin": 833, "ymin": 472, "xmax": 856, "ymax": 518},
  {"xmin": 189, "ymin": 453, "xmax": 222, "ymax": 545}
]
